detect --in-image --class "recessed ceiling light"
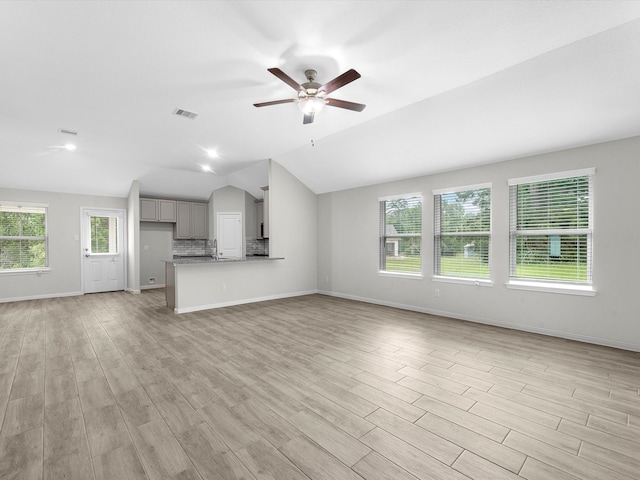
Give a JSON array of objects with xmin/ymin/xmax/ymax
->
[
  {"xmin": 201, "ymin": 165, "xmax": 213, "ymax": 173},
  {"xmin": 64, "ymin": 144, "xmax": 76, "ymax": 151},
  {"xmin": 206, "ymin": 149, "xmax": 218, "ymax": 158}
]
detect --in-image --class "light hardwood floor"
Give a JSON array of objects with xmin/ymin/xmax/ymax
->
[{"xmin": 1, "ymin": 290, "xmax": 639, "ymax": 480}]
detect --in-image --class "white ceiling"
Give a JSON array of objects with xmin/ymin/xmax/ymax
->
[{"xmin": 1, "ymin": 1, "xmax": 640, "ymax": 200}]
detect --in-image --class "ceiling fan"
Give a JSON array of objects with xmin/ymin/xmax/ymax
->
[{"xmin": 254, "ymin": 68, "xmax": 366, "ymax": 124}]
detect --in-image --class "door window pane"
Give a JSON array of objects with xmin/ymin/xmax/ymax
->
[{"xmin": 90, "ymin": 216, "xmax": 119, "ymax": 254}]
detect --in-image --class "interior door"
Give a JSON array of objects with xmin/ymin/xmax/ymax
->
[
  {"xmin": 82, "ymin": 208, "xmax": 125, "ymax": 293},
  {"xmin": 217, "ymin": 212, "xmax": 242, "ymax": 258}
]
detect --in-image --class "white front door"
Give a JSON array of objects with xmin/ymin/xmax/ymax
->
[
  {"xmin": 217, "ymin": 212, "xmax": 242, "ymax": 258},
  {"xmin": 82, "ymin": 208, "xmax": 125, "ymax": 293}
]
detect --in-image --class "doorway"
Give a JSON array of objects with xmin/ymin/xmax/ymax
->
[
  {"xmin": 82, "ymin": 208, "xmax": 125, "ymax": 293},
  {"xmin": 217, "ymin": 212, "xmax": 242, "ymax": 258}
]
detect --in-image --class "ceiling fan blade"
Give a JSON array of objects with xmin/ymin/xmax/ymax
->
[
  {"xmin": 253, "ymin": 99, "xmax": 296, "ymax": 108},
  {"xmin": 325, "ymin": 98, "xmax": 366, "ymax": 112},
  {"xmin": 268, "ymin": 68, "xmax": 304, "ymax": 92},
  {"xmin": 303, "ymin": 113, "xmax": 314, "ymax": 124},
  {"xmin": 320, "ymin": 69, "xmax": 361, "ymax": 94}
]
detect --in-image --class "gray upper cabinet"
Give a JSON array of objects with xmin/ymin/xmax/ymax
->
[
  {"xmin": 140, "ymin": 198, "xmax": 158, "ymax": 221},
  {"xmin": 158, "ymin": 199, "xmax": 177, "ymax": 222},
  {"xmin": 140, "ymin": 198, "xmax": 176, "ymax": 223},
  {"xmin": 175, "ymin": 201, "xmax": 208, "ymax": 239}
]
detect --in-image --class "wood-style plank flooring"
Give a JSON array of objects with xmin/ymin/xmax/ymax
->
[{"xmin": 1, "ymin": 290, "xmax": 639, "ymax": 479}]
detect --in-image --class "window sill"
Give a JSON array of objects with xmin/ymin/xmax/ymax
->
[
  {"xmin": 0, "ymin": 268, "xmax": 51, "ymax": 277},
  {"xmin": 506, "ymin": 280, "xmax": 596, "ymax": 296},
  {"xmin": 432, "ymin": 276, "xmax": 493, "ymax": 287},
  {"xmin": 378, "ymin": 271, "xmax": 423, "ymax": 280}
]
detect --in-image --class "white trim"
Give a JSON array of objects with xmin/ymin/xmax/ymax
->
[
  {"xmin": 378, "ymin": 192, "xmax": 422, "ymax": 202},
  {"xmin": 378, "ymin": 271, "xmax": 423, "ymax": 280},
  {"xmin": 0, "ymin": 267, "xmax": 52, "ymax": 276},
  {"xmin": 174, "ymin": 289, "xmax": 318, "ymax": 314},
  {"xmin": 432, "ymin": 182, "xmax": 492, "ymax": 196},
  {"xmin": 125, "ymin": 288, "xmax": 141, "ymax": 294},
  {"xmin": 506, "ymin": 280, "xmax": 596, "ymax": 296},
  {"xmin": 508, "ymin": 167, "xmax": 595, "ymax": 186},
  {"xmin": 81, "ymin": 207, "xmax": 127, "ymax": 294},
  {"xmin": 316, "ymin": 291, "xmax": 638, "ymax": 352},
  {"xmin": 140, "ymin": 284, "xmax": 165, "ymax": 290},
  {"xmin": 0, "ymin": 290, "xmax": 83, "ymax": 303},
  {"xmin": 432, "ymin": 275, "xmax": 493, "ymax": 287},
  {"xmin": 0, "ymin": 201, "xmax": 49, "ymax": 209}
]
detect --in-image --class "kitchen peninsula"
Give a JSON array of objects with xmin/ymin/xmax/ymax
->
[{"xmin": 165, "ymin": 256, "xmax": 284, "ymax": 313}]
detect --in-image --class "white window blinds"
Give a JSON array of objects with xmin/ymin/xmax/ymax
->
[
  {"xmin": 509, "ymin": 169, "xmax": 593, "ymax": 283},
  {"xmin": 379, "ymin": 195, "xmax": 422, "ymax": 274},
  {"xmin": 0, "ymin": 203, "xmax": 48, "ymax": 270},
  {"xmin": 434, "ymin": 185, "xmax": 491, "ymax": 279}
]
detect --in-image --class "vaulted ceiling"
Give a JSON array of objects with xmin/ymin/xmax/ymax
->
[{"xmin": 1, "ymin": 1, "xmax": 640, "ymax": 200}]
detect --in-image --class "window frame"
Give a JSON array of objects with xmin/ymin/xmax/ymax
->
[
  {"xmin": 507, "ymin": 168, "xmax": 596, "ymax": 296},
  {"xmin": 432, "ymin": 183, "xmax": 493, "ymax": 286},
  {"xmin": 0, "ymin": 201, "xmax": 50, "ymax": 275},
  {"xmin": 378, "ymin": 193, "xmax": 423, "ymax": 278}
]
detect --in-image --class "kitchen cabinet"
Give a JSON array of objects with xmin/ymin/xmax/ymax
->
[
  {"xmin": 262, "ymin": 187, "xmax": 270, "ymax": 238},
  {"xmin": 175, "ymin": 201, "xmax": 208, "ymax": 239},
  {"xmin": 140, "ymin": 198, "xmax": 176, "ymax": 222},
  {"xmin": 255, "ymin": 200, "xmax": 264, "ymax": 238}
]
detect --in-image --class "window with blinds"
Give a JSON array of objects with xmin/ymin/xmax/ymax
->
[
  {"xmin": 379, "ymin": 194, "xmax": 422, "ymax": 274},
  {"xmin": 90, "ymin": 216, "xmax": 119, "ymax": 254},
  {"xmin": 434, "ymin": 185, "xmax": 491, "ymax": 279},
  {"xmin": 0, "ymin": 203, "xmax": 48, "ymax": 271},
  {"xmin": 509, "ymin": 169, "xmax": 594, "ymax": 284}
]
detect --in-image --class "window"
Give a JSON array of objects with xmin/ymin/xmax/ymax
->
[
  {"xmin": 90, "ymin": 216, "xmax": 119, "ymax": 254},
  {"xmin": 0, "ymin": 203, "xmax": 48, "ymax": 271},
  {"xmin": 434, "ymin": 184, "xmax": 491, "ymax": 281},
  {"xmin": 379, "ymin": 194, "xmax": 422, "ymax": 274},
  {"xmin": 509, "ymin": 169, "xmax": 594, "ymax": 285}
]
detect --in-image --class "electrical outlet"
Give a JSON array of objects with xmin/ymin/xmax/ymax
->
[
  {"xmin": 149, "ymin": 277, "xmax": 155, "ymax": 284},
  {"xmin": 434, "ymin": 289, "xmax": 440, "ymax": 298},
  {"xmin": 220, "ymin": 283, "xmax": 226, "ymax": 292}
]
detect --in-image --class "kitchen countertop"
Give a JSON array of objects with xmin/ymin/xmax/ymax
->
[{"xmin": 165, "ymin": 256, "xmax": 284, "ymax": 265}]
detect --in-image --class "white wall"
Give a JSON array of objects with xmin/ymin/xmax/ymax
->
[
  {"xmin": 0, "ymin": 187, "xmax": 127, "ymax": 301},
  {"xmin": 126, "ymin": 180, "xmax": 140, "ymax": 293},
  {"xmin": 317, "ymin": 136, "xmax": 640, "ymax": 352}
]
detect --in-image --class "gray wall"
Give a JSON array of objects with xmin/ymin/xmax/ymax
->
[
  {"xmin": 316, "ymin": 136, "xmax": 640, "ymax": 351},
  {"xmin": 140, "ymin": 222, "xmax": 173, "ymax": 289},
  {"xmin": 0, "ymin": 188, "xmax": 127, "ymax": 301}
]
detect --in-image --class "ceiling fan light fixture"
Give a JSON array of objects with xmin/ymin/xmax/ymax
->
[{"xmin": 298, "ymin": 95, "xmax": 326, "ymax": 115}]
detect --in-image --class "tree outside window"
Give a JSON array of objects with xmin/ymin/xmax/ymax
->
[
  {"xmin": 0, "ymin": 204, "xmax": 48, "ymax": 270},
  {"xmin": 379, "ymin": 195, "xmax": 422, "ymax": 274}
]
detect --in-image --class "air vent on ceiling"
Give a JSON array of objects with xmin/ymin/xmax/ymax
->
[
  {"xmin": 173, "ymin": 108, "xmax": 199, "ymax": 120},
  {"xmin": 59, "ymin": 128, "xmax": 78, "ymax": 136}
]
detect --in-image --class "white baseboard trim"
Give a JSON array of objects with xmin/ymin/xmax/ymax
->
[
  {"xmin": 174, "ymin": 289, "xmax": 319, "ymax": 314},
  {"xmin": 125, "ymin": 288, "xmax": 141, "ymax": 294},
  {"xmin": 0, "ymin": 291, "xmax": 84, "ymax": 304},
  {"xmin": 140, "ymin": 284, "xmax": 165, "ymax": 291},
  {"xmin": 318, "ymin": 290, "xmax": 640, "ymax": 353}
]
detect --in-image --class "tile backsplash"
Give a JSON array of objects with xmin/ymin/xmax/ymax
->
[
  {"xmin": 172, "ymin": 238, "xmax": 268, "ymax": 256},
  {"xmin": 246, "ymin": 237, "xmax": 269, "ymax": 256},
  {"xmin": 172, "ymin": 239, "xmax": 210, "ymax": 256}
]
